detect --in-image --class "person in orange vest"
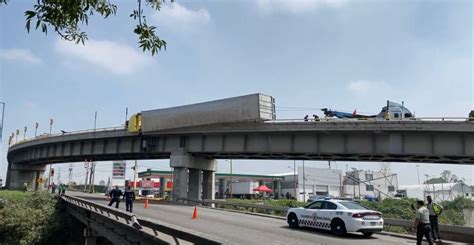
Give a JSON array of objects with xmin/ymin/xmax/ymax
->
[
  {"xmin": 108, "ymin": 186, "xmax": 123, "ymax": 208},
  {"xmin": 123, "ymin": 186, "xmax": 136, "ymax": 213}
]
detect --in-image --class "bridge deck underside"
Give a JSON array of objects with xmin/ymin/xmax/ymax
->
[{"xmin": 8, "ymin": 131, "xmax": 474, "ymax": 164}]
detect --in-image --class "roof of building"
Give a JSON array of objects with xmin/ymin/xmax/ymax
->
[{"xmin": 138, "ymin": 170, "xmax": 284, "ymax": 179}]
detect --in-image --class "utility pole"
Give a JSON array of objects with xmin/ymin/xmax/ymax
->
[
  {"xmin": 68, "ymin": 163, "xmax": 73, "ymax": 185},
  {"xmin": 89, "ymin": 162, "xmax": 95, "ymax": 193},
  {"xmin": 230, "ymin": 159, "xmax": 233, "ymax": 198},
  {"xmin": 302, "ymin": 160, "xmax": 306, "ymax": 202},
  {"xmin": 328, "ymin": 160, "xmax": 331, "ymax": 169},
  {"xmin": 293, "ymin": 160, "xmax": 296, "ymax": 199},
  {"xmin": 84, "ymin": 161, "xmax": 90, "ymax": 192},
  {"xmin": 133, "ymin": 160, "xmax": 138, "ymax": 191}
]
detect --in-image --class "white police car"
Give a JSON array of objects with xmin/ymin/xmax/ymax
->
[{"xmin": 286, "ymin": 199, "xmax": 383, "ymax": 237}]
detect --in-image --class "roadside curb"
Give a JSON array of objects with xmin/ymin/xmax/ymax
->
[
  {"xmin": 211, "ymin": 207, "xmax": 286, "ymax": 220},
  {"xmin": 175, "ymin": 201, "xmax": 287, "ymax": 220}
]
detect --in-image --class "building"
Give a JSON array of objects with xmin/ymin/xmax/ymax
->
[
  {"xmin": 279, "ymin": 167, "xmax": 343, "ymax": 202},
  {"xmin": 343, "ymin": 170, "xmax": 398, "ymax": 200},
  {"xmin": 137, "ymin": 169, "xmax": 283, "ymax": 199},
  {"xmin": 397, "ymin": 182, "xmax": 473, "ymax": 202},
  {"xmin": 137, "ymin": 167, "xmax": 342, "ymax": 201}
]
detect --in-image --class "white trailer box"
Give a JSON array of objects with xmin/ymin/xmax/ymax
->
[
  {"xmin": 230, "ymin": 181, "xmax": 259, "ymax": 195},
  {"xmin": 141, "ymin": 93, "xmax": 275, "ymax": 132}
]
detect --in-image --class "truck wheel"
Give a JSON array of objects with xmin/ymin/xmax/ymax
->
[
  {"xmin": 331, "ymin": 219, "xmax": 346, "ymax": 236},
  {"xmin": 287, "ymin": 213, "xmax": 299, "ymax": 228}
]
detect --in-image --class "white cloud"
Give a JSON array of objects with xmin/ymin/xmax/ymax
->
[
  {"xmin": 0, "ymin": 48, "xmax": 42, "ymax": 64},
  {"xmin": 347, "ymin": 80, "xmax": 390, "ymax": 96},
  {"xmin": 152, "ymin": 2, "xmax": 210, "ymax": 31},
  {"xmin": 257, "ymin": 0, "xmax": 347, "ymax": 14},
  {"xmin": 55, "ymin": 39, "xmax": 152, "ymax": 75}
]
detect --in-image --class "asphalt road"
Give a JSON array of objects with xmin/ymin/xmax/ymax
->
[{"xmin": 71, "ymin": 192, "xmax": 417, "ymax": 245}]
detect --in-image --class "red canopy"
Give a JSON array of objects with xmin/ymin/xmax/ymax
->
[{"xmin": 253, "ymin": 185, "xmax": 272, "ymax": 192}]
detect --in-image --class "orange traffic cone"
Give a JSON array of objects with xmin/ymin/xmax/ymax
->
[
  {"xmin": 144, "ymin": 199, "xmax": 149, "ymax": 209},
  {"xmin": 191, "ymin": 206, "xmax": 198, "ymax": 219}
]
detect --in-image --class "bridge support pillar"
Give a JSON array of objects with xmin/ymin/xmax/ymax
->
[
  {"xmin": 218, "ymin": 178, "xmax": 227, "ymax": 199},
  {"xmin": 172, "ymin": 167, "xmax": 188, "ymax": 201},
  {"xmin": 273, "ymin": 180, "xmax": 282, "ymax": 199},
  {"xmin": 170, "ymin": 148, "xmax": 216, "ymax": 201},
  {"xmin": 83, "ymin": 228, "xmax": 97, "ymax": 245},
  {"xmin": 6, "ymin": 162, "xmax": 46, "ymax": 190},
  {"xmin": 188, "ymin": 169, "xmax": 203, "ymax": 200},
  {"xmin": 159, "ymin": 177, "xmax": 168, "ymax": 198},
  {"xmin": 202, "ymin": 170, "xmax": 215, "ymax": 200}
]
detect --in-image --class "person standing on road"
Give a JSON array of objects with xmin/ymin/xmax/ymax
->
[
  {"xmin": 427, "ymin": 195, "xmax": 443, "ymax": 242},
  {"xmin": 108, "ymin": 186, "xmax": 123, "ymax": 209},
  {"xmin": 51, "ymin": 183, "xmax": 56, "ymax": 194},
  {"xmin": 414, "ymin": 200, "xmax": 433, "ymax": 245},
  {"xmin": 123, "ymin": 186, "xmax": 136, "ymax": 213}
]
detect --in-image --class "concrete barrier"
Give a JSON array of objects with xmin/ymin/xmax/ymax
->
[{"xmin": 62, "ymin": 195, "xmax": 225, "ymax": 244}]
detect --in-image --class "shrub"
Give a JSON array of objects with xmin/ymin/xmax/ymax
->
[{"xmin": 0, "ymin": 191, "xmax": 71, "ymax": 245}]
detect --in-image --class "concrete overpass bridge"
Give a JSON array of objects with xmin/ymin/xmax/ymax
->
[{"xmin": 6, "ymin": 119, "xmax": 474, "ymax": 201}]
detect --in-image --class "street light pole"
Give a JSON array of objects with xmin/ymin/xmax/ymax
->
[
  {"xmin": 49, "ymin": 119, "xmax": 53, "ymax": 134},
  {"xmin": 34, "ymin": 122, "xmax": 39, "ymax": 137},
  {"xmin": 94, "ymin": 111, "xmax": 97, "ymax": 131}
]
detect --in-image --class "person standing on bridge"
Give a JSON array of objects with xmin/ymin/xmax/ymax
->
[
  {"xmin": 427, "ymin": 195, "xmax": 443, "ymax": 242},
  {"xmin": 414, "ymin": 199, "xmax": 433, "ymax": 245},
  {"xmin": 108, "ymin": 186, "xmax": 123, "ymax": 209},
  {"xmin": 123, "ymin": 186, "xmax": 136, "ymax": 213}
]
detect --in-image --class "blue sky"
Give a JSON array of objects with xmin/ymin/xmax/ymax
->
[{"xmin": 0, "ymin": 0, "xmax": 472, "ymax": 186}]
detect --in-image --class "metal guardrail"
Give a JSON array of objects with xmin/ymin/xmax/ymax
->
[
  {"xmin": 10, "ymin": 125, "xmax": 125, "ymax": 146},
  {"xmin": 178, "ymin": 198, "xmax": 474, "ymax": 243},
  {"xmin": 62, "ymin": 195, "xmax": 224, "ymax": 244}
]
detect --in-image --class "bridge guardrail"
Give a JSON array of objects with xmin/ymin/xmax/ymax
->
[
  {"xmin": 62, "ymin": 195, "xmax": 225, "ymax": 244},
  {"xmin": 10, "ymin": 125, "xmax": 125, "ymax": 146},
  {"xmin": 269, "ymin": 117, "xmax": 473, "ymax": 123},
  {"xmin": 178, "ymin": 198, "xmax": 474, "ymax": 243},
  {"xmin": 10, "ymin": 116, "xmax": 473, "ymax": 147}
]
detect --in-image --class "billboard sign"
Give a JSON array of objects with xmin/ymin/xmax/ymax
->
[
  {"xmin": 141, "ymin": 180, "xmax": 154, "ymax": 188},
  {"xmin": 112, "ymin": 161, "xmax": 126, "ymax": 179}
]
